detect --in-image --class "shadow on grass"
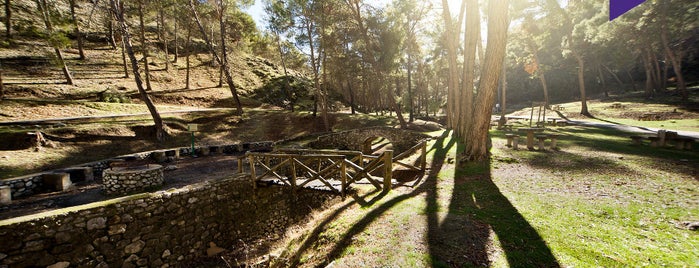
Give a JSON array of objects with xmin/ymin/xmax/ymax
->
[
  {"xmin": 285, "ymin": 130, "xmax": 558, "ymax": 267},
  {"xmin": 426, "ymin": 136, "xmax": 560, "ymax": 267}
]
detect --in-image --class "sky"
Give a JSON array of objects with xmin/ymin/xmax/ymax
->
[{"xmin": 242, "ymin": 0, "xmax": 464, "ymax": 31}]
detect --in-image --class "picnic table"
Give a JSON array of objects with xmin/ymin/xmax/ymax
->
[{"xmin": 518, "ymin": 127, "xmax": 545, "ymax": 150}]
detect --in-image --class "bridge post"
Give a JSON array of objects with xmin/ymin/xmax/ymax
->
[
  {"xmin": 340, "ymin": 160, "xmax": 347, "ymax": 199},
  {"xmin": 290, "ymin": 156, "xmax": 297, "ymax": 197},
  {"xmin": 420, "ymin": 141, "xmax": 427, "ymax": 171},
  {"xmin": 248, "ymin": 154, "xmax": 256, "ymax": 190},
  {"xmin": 383, "ymin": 150, "xmax": 393, "ymax": 192}
]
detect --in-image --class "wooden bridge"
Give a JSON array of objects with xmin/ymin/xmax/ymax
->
[{"xmin": 237, "ymin": 140, "xmax": 428, "ymax": 196}]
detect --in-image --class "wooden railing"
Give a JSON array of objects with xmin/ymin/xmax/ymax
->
[{"xmin": 240, "ymin": 139, "xmax": 428, "ymax": 196}]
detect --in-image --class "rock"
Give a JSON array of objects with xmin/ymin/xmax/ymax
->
[
  {"xmin": 47, "ymin": 261, "xmax": 70, "ymax": 268},
  {"xmin": 206, "ymin": 242, "xmax": 226, "ymax": 257},
  {"xmin": 161, "ymin": 249, "xmax": 171, "ymax": 258},
  {"xmin": 124, "ymin": 240, "xmax": 145, "ymax": 254},
  {"xmin": 108, "ymin": 224, "xmax": 127, "ymax": 235},
  {"xmin": 87, "ymin": 217, "xmax": 107, "ymax": 230},
  {"xmin": 165, "ymin": 165, "xmax": 178, "ymax": 171}
]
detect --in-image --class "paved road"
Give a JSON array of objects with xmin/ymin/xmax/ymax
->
[
  {"xmin": 493, "ymin": 115, "xmax": 699, "ymax": 139},
  {"xmin": 0, "ymin": 108, "xmax": 232, "ymax": 126},
  {"xmin": 566, "ymin": 119, "xmax": 699, "ymax": 139}
]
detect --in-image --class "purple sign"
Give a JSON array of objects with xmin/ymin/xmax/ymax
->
[{"xmin": 610, "ymin": 0, "xmax": 646, "ymax": 21}]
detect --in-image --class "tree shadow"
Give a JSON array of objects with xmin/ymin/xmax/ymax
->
[{"xmin": 279, "ymin": 130, "xmax": 560, "ymax": 267}]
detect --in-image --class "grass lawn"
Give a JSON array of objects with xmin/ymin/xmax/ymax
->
[{"xmin": 268, "ymin": 125, "xmax": 699, "ymax": 267}]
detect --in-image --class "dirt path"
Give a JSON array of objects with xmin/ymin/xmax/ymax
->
[{"xmin": 0, "ymin": 154, "xmax": 242, "ymax": 220}]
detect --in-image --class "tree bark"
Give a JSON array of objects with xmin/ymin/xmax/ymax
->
[
  {"xmin": 642, "ymin": 50, "xmax": 655, "ymax": 98},
  {"xmin": 573, "ymin": 52, "xmax": 590, "ymax": 116},
  {"xmin": 188, "ymin": 0, "xmax": 243, "ymax": 115},
  {"xmin": 440, "ymin": 0, "xmax": 466, "ymax": 130},
  {"xmin": 660, "ymin": 0, "xmax": 687, "ymax": 101},
  {"xmin": 173, "ymin": 6, "xmax": 178, "ymax": 64},
  {"xmin": 5, "ymin": 0, "xmax": 10, "ymax": 40},
  {"xmin": 274, "ymin": 33, "xmax": 293, "ymax": 111},
  {"xmin": 68, "ymin": 0, "xmax": 85, "ymax": 60},
  {"xmin": 393, "ymin": 77, "xmax": 408, "ymax": 128},
  {"xmin": 109, "ymin": 0, "xmax": 164, "ymax": 141},
  {"xmin": 107, "ymin": 18, "xmax": 117, "ymax": 49},
  {"xmin": 463, "ymin": 0, "xmax": 509, "ymax": 161},
  {"xmin": 598, "ymin": 65, "xmax": 608, "ymax": 97},
  {"xmin": 159, "ymin": 9, "xmax": 170, "ymax": 72},
  {"xmin": 36, "ymin": 0, "xmax": 74, "ymax": 85},
  {"xmin": 458, "ymin": 0, "xmax": 479, "ymax": 138},
  {"xmin": 138, "ymin": 0, "xmax": 153, "ymax": 91},
  {"xmin": 602, "ymin": 64, "xmax": 623, "ymax": 88},
  {"xmin": 120, "ymin": 35, "xmax": 129, "ymax": 77},
  {"xmin": 185, "ymin": 25, "xmax": 191, "ymax": 89},
  {"xmin": 499, "ymin": 57, "xmax": 508, "ymax": 126},
  {"xmin": 0, "ymin": 61, "xmax": 4, "ymax": 100}
]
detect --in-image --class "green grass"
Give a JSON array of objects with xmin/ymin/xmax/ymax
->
[{"xmin": 272, "ymin": 125, "xmax": 698, "ymax": 267}]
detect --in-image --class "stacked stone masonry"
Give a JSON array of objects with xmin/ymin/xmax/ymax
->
[
  {"xmin": 0, "ymin": 175, "xmax": 338, "ymax": 267},
  {"xmin": 0, "ymin": 142, "xmax": 274, "ymax": 199},
  {"xmin": 310, "ymin": 127, "xmax": 430, "ymax": 154},
  {"xmin": 102, "ymin": 165, "xmax": 165, "ymax": 195}
]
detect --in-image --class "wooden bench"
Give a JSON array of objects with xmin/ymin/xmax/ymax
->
[
  {"xmin": 670, "ymin": 137, "xmax": 695, "ymax": 150},
  {"xmin": 535, "ymin": 134, "xmax": 548, "ymax": 151},
  {"xmin": 648, "ymin": 137, "xmax": 660, "ymax": 147},
  {"xmin": 505, "ymin": 134, "xmax": 520, "ymax": 150},
  {"xmin": 547, "ymin": 134, "xmax": 561, "ymax": 150},
  {"xmin": 546, "ymin": 118, "xmax": 558, "ymax": 127},
  {"xmin": 630, "ymin": 135, "xmax": 645, "ymax": 145},
  {"xmin": 498, "ymin": 124, "xmax": 514, "ymax": 132}
]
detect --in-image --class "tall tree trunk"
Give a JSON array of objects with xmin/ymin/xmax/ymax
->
[
  {"xmin": 36, "ymin": 0, "xmax": 74, "ymax": 85},
  {"xmin": 138, "ymin": 1, "xmax": 153, "ymax": 91},
  {"xmin": 393, "ymin": 78, "xmax": 408, "ymax": 128},
  {"xmin": 642, "ymin": 51, "xmax": 655, "ymax": 98},
  {"xmin": 5, "ymin": 0, "xmax": 10, "ymax": 40},
  {"xmin": 602, "ymin": 64, "xmax": 623, "ymax": 89},
  {"xmin": 107, "ymin": 18, "xmax": 117, "ymax": 49},
  {"xmin": 407, "ymin": 51, "xmax": 414, "ymax": 122},
  {"xmin": 0, "ymin": 61, "xmax": 4, "ymax": 100},
  {"xmin": 650, "ymin": 51, "xmax": 662, "ymax": 91},
  {"xmin": 68, "ymin": 0, "xmax": 85, "ymax": 60},
  {"xmin": 120, "ymin": 35, "xmax": 129, "ymax": 77},
  {"xmin": 159, "ymin": 9, "xmax": 170, "ymax": 72},
  {"xmin": 185, "ymin": 25, "xmax": 191, "ymax": 89},
  {"xmin": 173, "ymin": 7, "xmax": 178, "ymax": 64},
  {"xmin": 625, "ymin": 69, "xmax": 637, "ymax": 91},
  {"xmin": 660, "ymin": 0, "xmax": 687, "ymax": 100},
  {"xmin": 188, "ymin": 0, "xmax": 243, "ymax": 115},
  {"xmin": 463, "ymin": 0, "xmax": 509, "ymax": 161},
  {"xmin": 440, "ymin": 0, "xmax": 465, "ymax": 130},
  {"xmin": 573, "ymin": 53, "xmax": 590, "ymax": 116},
  {"xmin": 598, "ymin": 65, "xmax": 608, "ymax": 97},
  {"xmin": 661, "ymin": 53, "xmax": 669, "ymax": 91},
  {"xmin": 458, "ymin": 0, "xmax": 479, "ymax": 138},
  {"xmin": 347, "ymin": 79, "xmax": 355, "ymax": 114},
  {"xmin": 109, "ymin": 0, "xmax": 164, "ymax": 141},
  {"xmin": 275, "ymin": 33, "xmax": 293, "ymax": 111},
  {"xmin": 499, "ymin": 57, "xmax": 508, "ymax": 126}
]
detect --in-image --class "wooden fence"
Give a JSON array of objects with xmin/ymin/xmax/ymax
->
[{"xmin": 239, "ymin": 139, "xmax": 428, "ymax": 196}]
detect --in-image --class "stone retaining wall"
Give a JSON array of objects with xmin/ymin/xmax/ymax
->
[
  {"xmin": 0, "ymin": 175, "xmax": 339, "ymax": 267},
  {"xmin": 102, "ymin": 164, "xmax": 164, "ymax": 195},
  {"xmin": 310, "ymin": 127, "xmax": 429, "ymax": 154},
  {"xmin": 0, "ymin": 142, "xmax": 274, "ymax": 199}
]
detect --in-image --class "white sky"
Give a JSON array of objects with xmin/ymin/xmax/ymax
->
[{"xmin": 243, "ymin": 0, "xmax": 464, "ymax": 31}]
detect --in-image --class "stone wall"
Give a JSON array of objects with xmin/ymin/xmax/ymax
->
[
  {"xmin": 310, "ymin": 127, "xmax": 430, "ymax": 154},
  {"xmin": 0, "ymin": 142, "xmax": 274, "ymax": 199},
  {"xmin": 102, "ymin": 164, "xmax": 164, "ymax": 195},
  {"xmin": 0, "ymin": 175, "xmax": 339, "ymax": 267}
]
